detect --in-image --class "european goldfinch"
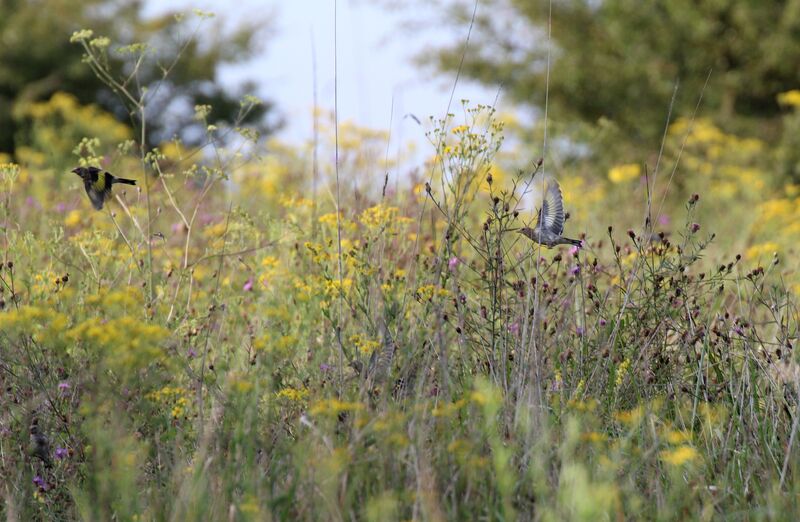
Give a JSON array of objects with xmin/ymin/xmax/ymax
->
[{"xmin": 71, "ymin": 166, "xmax": 136, "ymax": 210}]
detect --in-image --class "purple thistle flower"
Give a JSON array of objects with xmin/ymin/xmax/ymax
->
[
  {"xmin": 569, "ymin": 265, "xmax": 581, "ymax": 276},
  {"xmin": 33, "ymin": 475, "xmax": 48, "ymax": 491},
  {"xmin": 58, "ymin": 382, "xmax": 70, "ymax": 395},
  {"xmin": 448, "ymin": 256, "xmax": 460, "ymax": 271},
  {"xmin": 568, "ymin": 245, "xmax": 580, "ymax": 256},
  {"xmin": 576, "ymin": 326, "xmax": 585, "ymax": 336},
  {"xmin": 690, "ymin": 223, "xmax": 701, "ymax": 233},
  {"xmin": 320, "ymin": 363, "xmax": 331, "ymax": 372},
  {"xmin": 243, "ymin": 277, "xmax": 254, "ymax": 292},
  {"xmin": 508, "ymin": 321, "xmax": 520, "ymax": 335},
  {"xmin": 599, "ymin": 318, "xmax": 607, "ymax": 327},
  {"xmin": 55, "ymin": 447, "xmax": 69, "ymax": 460},
  {"xmin": 658, "ymin": 214, "xmax": 670, "ymax": 226},
  {"xmin": 187, "ymin": 348, "xmax": 197, "ymax": 358}
]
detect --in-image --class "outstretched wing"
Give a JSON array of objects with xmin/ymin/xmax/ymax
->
[
  {"xmin": 534, "ymin": 177, "xmax": 565, "ymax": 235},
  {"xmin": 83, "ymin": 170, "xmax": 112, "ymax": 210},
  {"xmin": 83, "ymin": 181, "xmax": 105, "ymax": 209}
]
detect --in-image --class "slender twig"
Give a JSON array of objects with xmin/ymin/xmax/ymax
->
[{"xmin": 333, "ymin": 0, "xmax": 347, "ymax": 396}]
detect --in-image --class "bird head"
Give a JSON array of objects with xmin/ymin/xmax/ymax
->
[
  {"xmin": 517, "ymin": 227, "xmax": 536, "ymax": 240},
  {"xmin": 70, "ymin": 167, "xmax": 84, "ymax": 177}
]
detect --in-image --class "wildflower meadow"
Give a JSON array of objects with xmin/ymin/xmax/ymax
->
[{"xmin": 3, "ymin": 6, "xmax": 800, "ymax": 521}]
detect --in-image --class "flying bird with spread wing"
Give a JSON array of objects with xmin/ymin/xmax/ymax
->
[
  {"xmin": 71, "ymin": 166, "xmax": 136, "ymax": 210},
  {"xmin": 518, "ymin": 176, "xmax": 582, "ymax": 248}
]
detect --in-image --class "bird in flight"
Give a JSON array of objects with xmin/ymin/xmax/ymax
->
[
  {"xmin": 518, "ymin": 176, "xmax": 582, "ymax": 248},
  {"xmin": 71, "ymin": 166, "xmax": 136, "ymax": 210}
]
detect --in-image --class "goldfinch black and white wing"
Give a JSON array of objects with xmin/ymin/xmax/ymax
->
[
  {"xmin": 85, "ymin": 169, "xmax": 111, "ymax": 210},
  {"xmin": 71, "ymin": 166, "xmax": 136, "ymax": 210}
]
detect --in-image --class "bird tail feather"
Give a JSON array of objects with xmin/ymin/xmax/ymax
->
[{"xmin": 115, "ymin": 177, "xmax": 137, "ymax": 185}]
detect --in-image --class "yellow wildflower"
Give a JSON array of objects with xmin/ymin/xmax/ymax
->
[
  {"xmin": 470, "ymin": 389, "xmax": 488, "ymax": 405},
  {"xmin": 276, "ymin": 387, "xmax": 308, "ymax": 401},
  {"xmin": 261, "ymin": 256, "xmax": 280, "ymax": 268},
  {"xmin": 745, "ymin": 241, "xmax": 780, "ymax": 260},
  {"xmin": 318, "ymin": 212, "xmax": 341, "ymax": 227},
  {"xmin": 615, "ymin": 405, "xmax": 644, "ymax": 427},
  {"xmin": 146, "ymin": 386, "xmax": 190, "ymax": 419},
  {"xmin": 323, "ymin": 278, "xmax": 352, "ymax": 297},
  {"xmin": 607, "ymin": 164, "xmax": 641, "ymax": 184},
  {"xmin": 415, "ymin": 284, "xmax": 448, "ymax": 301},
  {"xmin": 349, "ymin": 334, "xmax": 380, "ymax": 355},
  {"xmin": 665, "ymin": 429, "xmax": 692, "ymax": 445},
  {"xmin": 778, "ymin": 90, "xmax": 800, "ymax": 108},
  {"xmin": 359, "ymin": 204, "xmax": 398, "ymax": 229},
  {"xmin": 310, "ymin": 399, "xmax": 365, "ymax": 416},
  {"xmin": 660, "ymin": 445, "xmax": 699, "ymax": 466},
  {"xmin": 615, "ymin": 358, "xmax": 630, "ymax": 389},
  {"xmin": 65, "ymin": 210, "xmax": 82, "ymax": 227}
]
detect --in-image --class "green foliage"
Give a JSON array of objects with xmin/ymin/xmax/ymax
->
[
  {"xmin": 426, "ymin": 0, "xmax": 800, "ymax": 149},
  {"xmin": 0, "ymin": 0, "xmax": 277, "ymax": 155}
]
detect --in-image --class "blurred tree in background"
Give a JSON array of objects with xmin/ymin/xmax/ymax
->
[
  {"xmin": 0, "ymin": 0, "xmax": 278, "ymax": 156},
  {"xmin": 427, "ymin": 0, "xmax": 800, "ymax": 151}
]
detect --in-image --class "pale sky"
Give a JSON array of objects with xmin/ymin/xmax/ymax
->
[{"xmin": 143, "ymin": 0, "xmax": 500, "ymax": 161}]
